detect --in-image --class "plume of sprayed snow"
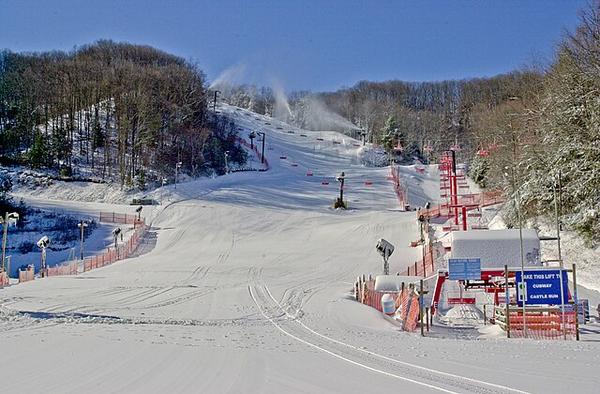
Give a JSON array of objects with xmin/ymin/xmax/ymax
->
[
  {"xmin": 208, "ymin": 64, "xmax": 247, "ymax": 93},
  {"xmin": 300, "ymin": 96, "xmax": 360, "ymax": 132},
  {"xmin": 271, "ymin": 79, "xmax": 292, "ymax": 122}
]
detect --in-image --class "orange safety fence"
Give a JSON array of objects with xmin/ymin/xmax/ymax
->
[
  {"xmin": 419, "ymin": 191, "xmax": 505, "ymax": 221},
  {"xmin": 402, "ymin": 221, "xmax": 437, "ymax": 277},
  {"xmin": 47, "ymin": 213, "xmax": 147, "ymax": 276},
  {"xmin": 83, "ymin": 222, "xmax": 147, "ymax": 272},
  {"xmin": 0, "ymin": 271, "xmax": 9, "ymax": 286},
  {"xmin": 47, "ymin": 261, "xmax": 78, "ymax": 276},
  {"xmin": 356, "ymin": 279, "xmax": 420, "ymax": 332},
  {"xmin": 18, "ymin": 267, "xmax": 34, "ymax": 283},
  {"xmin": 389, "ymin": 165, "xmax": 408, "ymax": 208},
  {"xmin": 401, "ymin": 248, "xmax": 435, "ymax": 277},
  {"xmin": 495, "ymin": 307, "xmax": 578, "ymax": 340},
  {"xmin": 99, "ymin": 212, "xmax": 139, "ymax": 225}
]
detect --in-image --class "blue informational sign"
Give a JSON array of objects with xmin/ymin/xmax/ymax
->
[
  {"xmin": 516, "ymin": 270, "xmax": 569, "ymax": 306},
  {"xmin": 448, "ymin": 258, "xmax": 481, "ymax": 280}
]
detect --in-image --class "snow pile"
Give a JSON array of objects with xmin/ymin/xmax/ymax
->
[
  {"xmin": 356, "ymin": 145, "xmax": 388, "ymax": 167},
  {"xmin": 1, "ymin": 168, "xmax": 53, "ymax": 189},
  {"xmin": 13, "ymin": 180, "xmax": 134, "ymax": 204},
  {"xmin": 437, "ymin": 305, "xmax": 483, "ymax": 328}
]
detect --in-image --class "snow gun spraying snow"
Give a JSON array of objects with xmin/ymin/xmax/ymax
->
[
  {"xmin": 376, "ymin": 238, "xmax": 394, "ymax": 275},
  {"xmin": 37, "ymin": 235, "xmax": 50, "ymax": 278}
]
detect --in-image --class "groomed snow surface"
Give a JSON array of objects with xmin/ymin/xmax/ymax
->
[{"xmin": 1, "ymin": 104, "xmax": 599, "ymax": 393}]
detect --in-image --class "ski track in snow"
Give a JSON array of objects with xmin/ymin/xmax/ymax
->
[{"xmin": 248, "ymin": 277, "xmax": 527, "ymax": 394}]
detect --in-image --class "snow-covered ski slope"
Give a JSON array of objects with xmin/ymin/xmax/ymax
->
[{"xmin": 1, "ymin": 104, "xmax": 598, "ymax": 394}]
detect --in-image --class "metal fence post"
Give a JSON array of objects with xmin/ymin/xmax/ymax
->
[
  {"xmin": 420, "ymin": 279, "xmax": 424, "ymax": 337},
  {"xmin": 505, "ymin": 265, "xmax": 510, "ymax": 338},
  {"xmin": 573, "ymin": 263, "xmax": 580, "ymax": 341}
]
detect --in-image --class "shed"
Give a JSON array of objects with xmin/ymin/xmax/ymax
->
[{"xmin": 451, "ymin": 229, "xmax": 541, "ymax": 269}]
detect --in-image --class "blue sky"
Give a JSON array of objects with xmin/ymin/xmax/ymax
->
[{"xmin": 0, "ymin": 0, "xmax": 588, "ymax": 92}]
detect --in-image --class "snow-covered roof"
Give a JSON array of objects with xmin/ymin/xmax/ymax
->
[
  {"xmin": 374, "ymin": 275, "xmax": 420, "ymax": 292},
  {"xmin": 451, "ymin": 229, "xmax": 541, "ymax": 269}
]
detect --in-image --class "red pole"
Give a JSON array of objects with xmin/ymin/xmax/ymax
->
[
  {"xmin": 462, "ymin": 205, "xmax": 468, "ymax": 231},
  {"xmin": 453, "ymin": 174, "xmax": 459, "ymax": 225}
]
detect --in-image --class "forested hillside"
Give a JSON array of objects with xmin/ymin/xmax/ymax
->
[{"xmin": 0, "ymin": 40, "xmax": 245, "ymax": 189}]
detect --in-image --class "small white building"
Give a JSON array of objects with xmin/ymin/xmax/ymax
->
[{"xmin": 451, "ymin": 229, "xmax": 541, "ymax": 269}]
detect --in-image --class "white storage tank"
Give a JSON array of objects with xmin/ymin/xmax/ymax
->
[{"xmin": 381, "ymin": 293, "xmax": 396, "ymax": 315}]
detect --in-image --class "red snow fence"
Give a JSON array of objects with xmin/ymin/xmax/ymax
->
[
  {"xmin": 47, "ymin": 261, "xmax": 78, "ymax": 276},
  {"xmin": 494, "ymin": 306, "xmax": 578, "ymax": 340},
  {"xmin": 355, "ymin": 277, "xmax": 420, "ymax": 332},
  {"xmin": 0, "ymin": 271, "xmax": 9, "ymax": 286},
  {"xmin": 402, "ymin": 221, "xmax": 437, "ymax": 277},
  {"xmin": 83, "ymin": 217, "xmax": 147, "ymax": 272},
  {"xmin": 18, "ymin": 266, "xmax": 34, "ymax": 283},
  {"xmin": 44, "ymin": 213, "xmax": 148, "ymax": 276},
  {"xmin": 389, "ymin": 165, "xmax": 408, "ymax": 209},
  {"xmin": 401, "ymin": 248, "xmax": 435, "ymax": 277},
  {"xmin": 418, "ymin": 191, "xmax": 505, "ymax": 221},
  {"xmin": 99, "ymin": 212, "xmax": 138, "ymax": 225}
]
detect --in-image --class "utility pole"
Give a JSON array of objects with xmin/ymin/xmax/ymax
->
[
  {"xmin": 338, "ymin": 172, "xmax": 345, "ymax": 203},
  {"xmin": 258, "ymin": 132, "xmax": 266, "ymax": 164},
  {"xmin": 224, "ymin": 151, "xmax": 230, "ymax": 174},
  {"xmin": 1, "ymin": 212, "xmax": 19, "ymax": 272},
  {"xmin": 78, "ymin": 220, "xmax": 89, "ymax": 261},
  {"xmin": 213, "ymin": 90, "xmax": 221, "ymax": 112},
  {"xmin": 509, "ymin": 130, "xmax": 527, "ymax": 337},
  {"xmin": 161, "ymin": 177, "xmax": 167, "ymax": 205},
  {"xmin": 175, "ymin": 161, "xmax": 182, "ymax": 189},
  {"xmin": 249, "ymin": 131, "xmax": 256, "ymax": 150},
  {"xmin": 554, "ymin": 170, "xmax": 567, "ymax": 339}
]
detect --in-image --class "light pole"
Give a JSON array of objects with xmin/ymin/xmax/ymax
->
[
  {"xmin": 135, "ymin": 206, "xmax": 143, "ymax": 222},
  {"xmin": 505, "ymin": 99, "xmax": 528, "ymax": 336},
  {"xmin": 112, "ymin": 227, "xmax": 122, "ymax": 249},
  {"xmin": 257, "ymin": 132, "xmax": 266, "ymax": 164},
  {"xmin": 224, "ymin": 151, "xmax": 230, "ymax": 174},
  {"xmin": 5, "ymin": 255, "xmax": 10, "ymax": 278},
  {"xmin": 213, "ymin": 90, "xmax": 221, "ymax": 112},
  {"xmin": 78, "ymin": 220, "xmax": 89, "ymax": 261},
  {"xmin": 249, "ymin": 131, "xmax": 256, "ymax": 150},
  {"xmin": 553, "ymin": 170, "xmax": 567, "ymax": 339},
  {"xmin": 505, "ymin": 160, "xmax": 527, "ymax": 337},
  {"xmin": 36, "ymin": 235, "xmax": 50, "ymax": 277},
  {"xmin": 335, "ymin": 171, "xmax": 346, "ymax": 209},
  {"xmin": 161, "ymin": 177, "xmax": 167, "ymax": 205},
  {"xmin": 175, "ymin": 161, "xmax": 182, "ymax": 189},
  {"xmin": 1, "ymin": 212, "xmax": 19, "ymax": 272}
]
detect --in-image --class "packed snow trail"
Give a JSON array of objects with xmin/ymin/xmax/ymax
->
[{"xmin": 0, "ymin": 105, "xmax": 598, "ymax": 393}]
